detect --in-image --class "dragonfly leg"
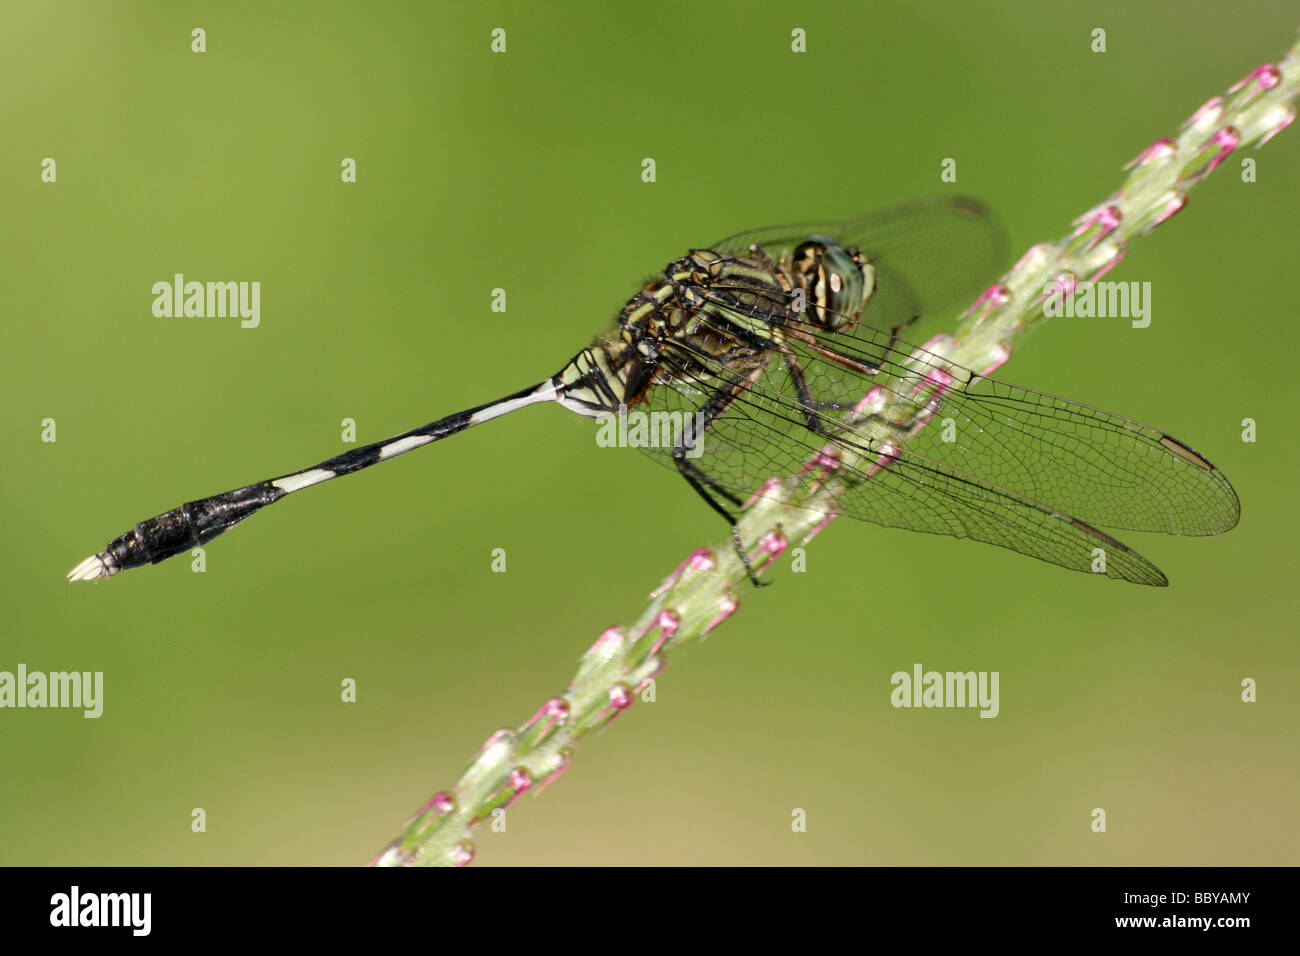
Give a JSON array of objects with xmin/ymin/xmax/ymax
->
[
  {"xmin": 884, "ymin": 310, "xmax": 922, "ymax": 359},
  {"xmin": 731, "ymin": 527, "xmax": 768, "ymax": 588},
  {"xmin": 671, "ymin": 364, "xmax": 771, "ymax": 587},
  {"xmin": 783, "ymin": 351, "xmax": 858, "ymax": 435},
  {"xmin": 674, "ymin": 462, "xmax": 766, "ymax": 588},
  {"xmin": 784, "ymin": 348, "xmax": 921, "ymax": 439}
]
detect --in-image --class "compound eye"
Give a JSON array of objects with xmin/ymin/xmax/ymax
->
[{"xmin": 818, "ymin": 246, "xmax": 867, "ymax": 330}]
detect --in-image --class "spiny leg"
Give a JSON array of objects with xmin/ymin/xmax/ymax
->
[
  {"xmin": 881, "ymin": 309, "xmax": 922, "ymax": 366},
  {"xmin": 671, "ymin": 364, "xmax": 772, "ymax": 588},
  {"xmin": 673, "ymin": 465, "xmax": 767, "ymax": 588},
  {"xmin": 785, "ymin": 326, "xmax": 889, "ymax": 377},
  {"xmin": 783, "ymin": 351, "xmax": 852, "ymax": 431}
]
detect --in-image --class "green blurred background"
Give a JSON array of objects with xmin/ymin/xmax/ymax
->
[{"xmin": 2, "ymin": 1, "xmax": 1296, "ymax": 866}]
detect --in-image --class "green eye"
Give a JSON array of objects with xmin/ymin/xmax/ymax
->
[{"xmin": 797, "ymin": 237, "xmax": 868, "ymax": 329}]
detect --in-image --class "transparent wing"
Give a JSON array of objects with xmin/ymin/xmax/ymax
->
[
  {"xmin": 630, "ymin": 322, "xmax": 1238, "ymax": 586},
  {"xmin": 682, "ymin": 280, "xmax": 1240, "ymax": 536}
]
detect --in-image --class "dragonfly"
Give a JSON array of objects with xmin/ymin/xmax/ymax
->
[{"xmin": 67, "ymin": 198, "xmax": 1238, "ymax": 588}]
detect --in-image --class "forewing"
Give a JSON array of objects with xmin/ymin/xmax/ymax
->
[
  {"xmin": 642, "ymin": 339, "xmax": 1169, "ymax": 585},
  {"xmin": 671, "ymin": 283, "xmax": 1240, "ymax": 537},
  {"xmin": 779, "ymin": 324, "xmax": 1241, "ymax": 537},
  {"xmin": 629, "ymin": 325, "xmax": 1237, "ymax": 585}
]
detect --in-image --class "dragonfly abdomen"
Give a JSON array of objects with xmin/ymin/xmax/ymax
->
[
  {"xmin": 78, "ymin": 482, "xmax": 286, "ymax": 577},
  {"xmin": 553, "ymin": 338, "xmax": 653, "ymax": 416}
]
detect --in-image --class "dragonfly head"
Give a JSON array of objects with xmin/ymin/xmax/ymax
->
[{"xmin": 792, "ymin": 236, "xmax": 874, "ymax": 330}]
